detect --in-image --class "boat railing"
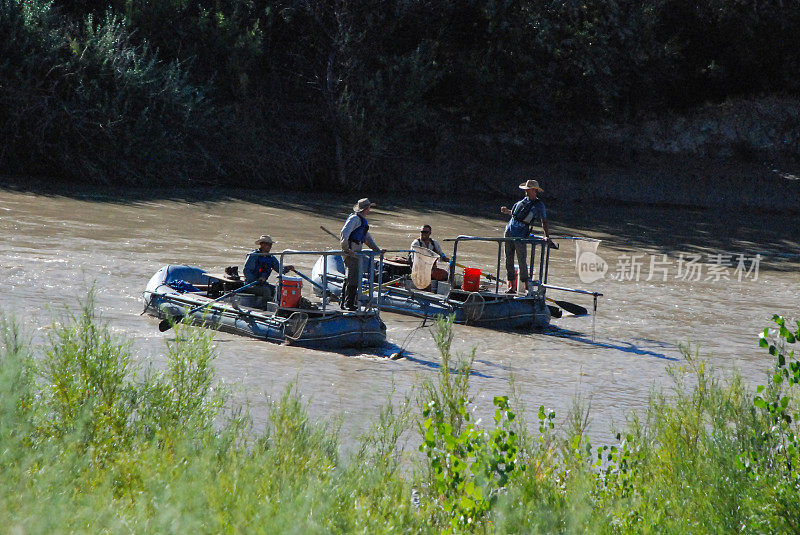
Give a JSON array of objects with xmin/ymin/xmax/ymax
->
[
  {"xmin": 443, "ymin": 235, "xmax": 550, "ymax": 295},
  {"xmin": 531, "ymin": 282, "xmax": 603, "ymax": 297},
  {"xmin": 277, "ymin": 249, "xmax": 385, "ymax": 313}
]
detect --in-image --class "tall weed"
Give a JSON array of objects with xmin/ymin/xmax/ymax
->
[{"xmin": 39, "ymin": 290, "xmax": 133, "ymax": 464}]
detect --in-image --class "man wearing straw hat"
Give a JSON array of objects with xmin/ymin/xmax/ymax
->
[
  {"xmin": 243, "ymin": 235, "xmax": 293, "ymax": 308},
  {"xmin": 340, "ymin": 198, "xmax": 384, "ymax": 311},
  {"xmin": 500, "ymin": 179, "xmax": 555, "ymax": 293}
]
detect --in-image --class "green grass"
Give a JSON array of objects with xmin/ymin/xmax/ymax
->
[{"xmin": 1, "ymin": 298, "xmax": 798, "ymax": 533}]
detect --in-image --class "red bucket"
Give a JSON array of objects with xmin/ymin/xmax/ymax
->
[
  {"xmin": 279, "ymin": 276, "xmax": 302, "ymax": 308},
  {"xmin": 509, "ymin": 268, "xmax": 519, "ymax": 292},
  {"xmin": 462, "ymin": 267, "xmax": 481, "ymax": 292}
]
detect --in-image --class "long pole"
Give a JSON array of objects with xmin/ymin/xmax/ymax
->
[{"xmin": 158, "ymin": 280, "xmax": 259, "ymax": 332}]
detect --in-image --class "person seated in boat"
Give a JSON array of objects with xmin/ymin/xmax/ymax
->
[
  {"xmin": 500, "ymin": 179, "xmax": 556, "ymax": 294},
  {"xmin": 340, "ymin": 198, "xmax": 385, "ymax": 311},
  {"xmin": 244, "ymin": 235, "xmax": 293, "ymax": 308},
  {"xmin": 410, "ymin": 224, "xmax": 450, "ymax": 282}
]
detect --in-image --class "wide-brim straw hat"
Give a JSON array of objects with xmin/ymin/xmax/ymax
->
[
  {"xmin": 519, "ymin": 179, "xmax": 544, "ymax": 192},
  {"xmin": 255, "ymin": 234, "xmax": 274, "ymax": 245},
  {"xmin": 353, "ymin": 198, "xmax": 376, "ymax": 212}
]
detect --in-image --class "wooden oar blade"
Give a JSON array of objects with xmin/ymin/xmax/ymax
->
[
  {"xmin": 554, "ymin": 300, "xmax": 588, "ymax": 316},
  {"xmin": 547, "ymin": 305, "xmax": 563, "ymax": 318},
  {"xmin": 158, "ymin": 315, "xmax": 184, "ymax": 332}
]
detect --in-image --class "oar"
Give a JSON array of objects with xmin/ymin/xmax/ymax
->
[
  {"xmin": 548, "ymin": 305, "xmax": 563, "ymax": 318},
  {"xmin": 363, "ymin": 275, "xmax": 405, "ymax": 295},
  {"xmin": 320, "ymin": 225, "xmax": 339, "ymax": 240},
  {"xmin": 453, "ymin": 261, "xmax": 588, "ymax": 315},
  {"xmin": 546, "ymin": 298, "xmax": 587, "ymax": 316},
  {"xmin": 158, "ymin": 281, "xmax": 259, "ymax": 332},
  {"xmin": 289, "ymin": 268, "xmax": 338, "ymax": 301}
]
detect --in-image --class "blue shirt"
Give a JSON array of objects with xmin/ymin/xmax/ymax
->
[
  {"xmin": 505, "ymin": 198, "xmax": 546, "ymax": 237},
  {"xmin": 244, "ymin": 251, "xmax": 280, "ymax": 282}
]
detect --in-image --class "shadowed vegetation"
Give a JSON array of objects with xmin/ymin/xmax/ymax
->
[{"xmin": 1, "ymin": 0, "xmax": 799, "ymax": 190}]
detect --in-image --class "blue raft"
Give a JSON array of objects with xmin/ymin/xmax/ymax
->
[{"xmin": 143, "ymin": 264, "xmax": 386, "ymax": 349}]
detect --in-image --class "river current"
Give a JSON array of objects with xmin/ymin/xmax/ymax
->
[{"xmin": 2, "ymin": 188, "xmax": 798, "ymax": 445}]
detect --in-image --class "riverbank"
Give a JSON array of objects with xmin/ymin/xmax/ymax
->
[
  {"xmin": 397, "ymin": 97, "xmax": 800, "ymax": 212},
  {"xmin": 4, "ymin": 153, "xmax": 798, "ymax": 213},
  {"xmin": 5, "ymin": 97, "xmax": 800, "ymax": 212},
  {"xmin": 4, "ymin": 0, "xmax": 799, "ymax": 203},
  {"xmin": 462, "ymin": 154, "xmax": 800, "ymax": 212}
]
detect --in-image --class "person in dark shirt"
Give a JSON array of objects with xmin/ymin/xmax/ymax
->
[{"xmin": 244, "ymin": 235, "xmax": 292, "ymax": 307}]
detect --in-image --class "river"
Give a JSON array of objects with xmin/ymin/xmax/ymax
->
[{"xmin": 2, "ymin": 187, "xmax": 798, "ymax": 446}]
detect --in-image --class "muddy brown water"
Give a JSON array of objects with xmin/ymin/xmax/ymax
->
[{"xmin": 2, "ymin": 188, "xmax": 798, "ymax": 447}]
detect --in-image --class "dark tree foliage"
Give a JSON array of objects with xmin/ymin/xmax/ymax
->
[
  {"xmin": 651, "ymin": 0, "xmax": 800, "ymax": 106},
  {"xmin": 3, "ymin": 0, "xmax": 800, "ymax": 188}
]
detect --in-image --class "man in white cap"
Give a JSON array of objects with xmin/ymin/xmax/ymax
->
[
  {"xmin": 243, "ymin": 235, "xmax": 293, "ymax": 307},
  {"xmin": 500, "ymin": 179, "xmax": 555, "ymax": 293},
  {"xmin": 339, "ymin": 198, "xmax": 384, "ymax": 310}
]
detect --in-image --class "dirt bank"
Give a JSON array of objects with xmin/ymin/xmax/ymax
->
[
  {"xmin": 464, "ymin": 155, "xmax": 799, "ymax": 212},
  {"xmin": 425, "ymin": 97, "xmax": 800, "ymax": 212},
  {"xmin": 3, "ymin": 98, "xmax": 798, "ymax": 212}
]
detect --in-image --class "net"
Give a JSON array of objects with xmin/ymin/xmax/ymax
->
[
  {"xmin": 574, "ymin": 238, "xmax": 601, "ymax": 265},
  {"xmin": 283, "ymin": 311, "xmax": 309, "ymax": 341},
  {"xmin": 462, "ymin": 292, "xmax": 485, "ymax": 324},
  {"xmin": 411, "ymin": 246, "xmax": 439, "ymax": 289},
  {"xmin": 574, "ymin": 238, "xmax": 603, "ymax": 281}
]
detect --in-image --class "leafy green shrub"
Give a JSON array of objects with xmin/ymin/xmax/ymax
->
[
  {"xmin": 418, "ymin": 317, "xmax": 525, "ymax": 531},
  {"xmin": 0, "ymin": 0, "xmax": 223, "ymax": 185},
  {"xmin": 113, "ymin": 0, "xmax": 265, "ymax": 100},
  {"xmin": 747, "ymin": 315, "xmax": 800, "ymax": 528},
  {"xmin": 2, "ymin": 292, "xmax": 799, "ymax": 532},
  {"xmin": 38, "ymin": 290, "xmax": 133, "ymax": 464}
]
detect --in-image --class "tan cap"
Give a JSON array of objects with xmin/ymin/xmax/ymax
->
[{"xmin": 255, "ymin": 235, "xmax": 274, "ymax": 245}]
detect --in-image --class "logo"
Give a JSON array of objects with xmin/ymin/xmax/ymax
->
[
  {"xmin": 574, "ymin": 239, "xmax": 606, "ymax": 283},
  {"xmin": 577, "ymin": 251, "xmax": 607, "ymax": 283},
  {"xmin": 571, "ymin": 241, "xmax": 762, "ymax": 284}
]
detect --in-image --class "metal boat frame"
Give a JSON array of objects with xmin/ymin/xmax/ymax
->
[{"xmin": 313, "ymin": 236, "xmax": 555, "ymax": 329}]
